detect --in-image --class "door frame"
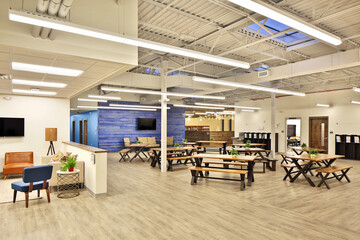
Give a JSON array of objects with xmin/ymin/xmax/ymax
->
[
  {"xmin": 309, "ymin": 116, "xmax": 329, "ymax": 152},
  {"xmin": 285, "ymin": 117, "xmax": 303, "ymax": 151},
  {"xmin": 79, "ymin": 120, "xmax": 83, "ymax": 144}
]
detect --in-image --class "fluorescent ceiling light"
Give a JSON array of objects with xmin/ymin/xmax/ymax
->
[
  {"xmin": 351, "ymin": 101, "xmax": 360, "ymax": 105},
  {"xmin": 316, "ymin": 104, "xmax": 330, "ymax": 107},
  {"xmin": 195, "ymin": 113, "xmax": 207, "ymax": 115},
  {"xmin": 88, "ymin": 95, "xmax": 121, "ymax": 100},
  {"xmin": 195, "ymin": 102, "xmax": 261, "ymax": 110},
  {"xmin": 205, "ymin": 112, "xmax": 215, "ymax": 114},
  {"xmin": 193, "ymin": 76, "xmax": 305, "ymax": 97},
  {"xmin": 9, "ymin": 10, "xmax": 249, "ymax": 69},
  {"xmin": 173, "ymin": 104, "xmax": 224, "ymax": 110},
  {"xmin": 12, "ymin": 79, "xmax": 67, "ymax": 88},
  {"xmin": 101, "ymin": 86, "xmax": 225, "ymax": 100},
  {"xmin": 12, "ymin": 89, "xmax": 56, "ymax": 96},
  {"xmin": 242, "ymin": 109, "xmax": 254, "ymax": 112},
  {"xmin": 12, "ymin": 62, "xmax": 82, "ymax": 77},
  {"xmin": 77, "ymin": 105, "xmax": 157, "ymax": 111},
  {"xmin": 184, "ymin": 114, "xmax": 194, "ymax": 116},
  {"xmin": 109, "ymin": 103, "xmax": 170, "ymax": 109},
  {"xmin": 78, "ymin": 98, "xmax": 107, "ymax": 103},
  {"xmin": 353, "ymin": 87, "xmax": 360, "ymax": 92},
  {"xmin": 227, "ymin": 0, "xmax": 342, "ymax": 46}
]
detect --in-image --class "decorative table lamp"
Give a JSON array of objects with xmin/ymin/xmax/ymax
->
[{"xmin": 45, "ymin": 128, "xmax": 57, "ymax": 156}]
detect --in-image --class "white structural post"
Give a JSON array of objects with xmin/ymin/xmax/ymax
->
[
  {"xmin": 271, "ymin": 93, "xmax": 276, "ymax": 158},
  {"xmin": 160, "ymin": 60, "xmax": 168, "ymax": 172}
]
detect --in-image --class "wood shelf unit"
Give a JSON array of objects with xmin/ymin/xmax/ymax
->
[{"xmin": 336, "ymin": 134, "xmax": 360, "ymax": 160}]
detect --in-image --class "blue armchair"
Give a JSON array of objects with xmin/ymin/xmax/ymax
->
[{"xmin": 11, "ymin": 165, "xmax": 53, "ymax": 208}]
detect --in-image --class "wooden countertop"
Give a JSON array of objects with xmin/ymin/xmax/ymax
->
[{"xmin": 63, "ymin": 141, "xmax": 108, "ymax": 153}]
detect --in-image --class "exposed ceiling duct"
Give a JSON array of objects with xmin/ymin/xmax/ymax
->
[{"xmin": 31, "ymin": 0, "xmax": 74, "ymax": 40}]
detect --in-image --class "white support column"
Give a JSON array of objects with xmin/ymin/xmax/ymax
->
[
  {"xmin": 160, "ymin": 61, "xmax": 168, "ymax": 172},
  {"xmin": 271, "ymin": 93, "xmax": 276, "ymax": 158}
]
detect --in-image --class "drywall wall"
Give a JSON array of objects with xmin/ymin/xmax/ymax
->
[
  {"xmin": 0, "ymin": 95, "xmax": 70, "ymax": 171},
  {"xmin": 234, "ymin": 89, "xmax": 360, "ymax": 154},
  {"xmin": 186, "ymin": 117, "xmax": 235, "ymax": 131}
]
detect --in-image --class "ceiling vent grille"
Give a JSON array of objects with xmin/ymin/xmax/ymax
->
[{"xmin": 258, "ymin": 70, "xmax": 270, "ymax": 78}]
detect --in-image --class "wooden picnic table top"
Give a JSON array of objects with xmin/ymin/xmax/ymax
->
[
  {"xmin": 291, "ymin": 147, "xmax": 326, "ymax": 152},
  {"xmin": 283, "ymin": 153, "xmax": 345, "ymax": 162},
  {"xmin": 192, "ymin": 153, "xmax": 256, "ymax": 161},
  {"xmin": 178, "ymin": 142, "xmax": 196, "ymax": 145},
  {"xmin": 150, "ymin": 147, "xmax": 194, "ymax": 151},
  {"xmin": 227, "ymin": 147, "xmax": 270, "ymax": 152},
  {"xmin": 232, "ymin": 143, "xmax": 266, "ymax": 147},
  {"xmin": 196, "ymin": 141, "xmax": 227, "ymax": 144}
]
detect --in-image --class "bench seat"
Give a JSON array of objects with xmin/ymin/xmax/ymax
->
[
  {"xmin": 315, "ymin": 166, "xmax": 353, "ymax": 189},
  {"xmin": 188, "ymin": 166, "xmax": 248, "ymax": 190}
]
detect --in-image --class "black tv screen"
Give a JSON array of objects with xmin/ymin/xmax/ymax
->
[
  {"xmin": 0, "ymin": 118, "xmax": 25, "ymax": 137},
  {"xmin": 137, "ymin": 118, "xmax": 156, "ymax": 130}
]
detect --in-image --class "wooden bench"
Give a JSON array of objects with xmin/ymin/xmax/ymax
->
[
  {"xmin": 167, "ymin": 156, "xmax": 194, "ymax": 171},
  {"xmin": 118, "ymin": 149, "xmax": 131, "ymax": 162},
  {"xmin": 264, "ymin": 157, "xmax": 278, "ymax": 171},
  {"xmin": 188, "ymin": 167, "xmax": 248, "ymax": 191},
  {"xmin": 316, "ymin": 166, "xmax": 353, "ymax": 189},
  {"xmin": 281, "ymin": 161, "xmax": 310, "ymax": 181}
]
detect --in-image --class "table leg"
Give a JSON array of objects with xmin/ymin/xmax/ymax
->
[
  {"xmin": 291, "ymin": 160, "xmax": 315, "ymax": 187},
  {"xmin": 292, "ymin": 149, "xmax": 302, "ymax": 155},
  {"xmin": 194, "ymin": 157, "xmax": 204, "ymax": 177},
  {"xmin": 247, "ymin": 161, "xmax": 254, "ymax": 186},
  {"xmin": 223, "ymin": 143, "xmax": 227, "ymax": 154}
]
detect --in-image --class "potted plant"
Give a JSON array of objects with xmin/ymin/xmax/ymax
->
[
  {"xmin": 230, "ymin": 148, "xmax": 238, "ymax": 158},
  {"xmin": 210, "ymin": 138, "xmax": 214, "ymax": 141},
  {"xmin": 174, "ymin": 143, "xmax": 180, "ymax": 149},
  {"xmin": 61, "ymin": 156, "xmax": 77, "ymax": 172},
  {"xmin": 182, "ymin": 138, "xmax": 188, "ymax": 143},
  {"xmin": 245, "ymin": 142, "xmax": 251, "ymax": 151},
  {"xmin": 136, "ymin": 140, "xmax": 142, "ymax": 144},
  {"xmin": 301, "ymin": 143, "xmax": 307, "ymax": 150},
  {"xmin": 308, "ymin": 149, "xmax": 318, "ymax": 159}
]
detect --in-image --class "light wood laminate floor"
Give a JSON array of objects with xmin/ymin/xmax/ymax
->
[{"xmin": 1, "ymin": 153, "xmax": 359, "ymax": 240}]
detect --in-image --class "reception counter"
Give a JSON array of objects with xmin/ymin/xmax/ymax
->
[{"xmin": 62, "ymin": 141, "xmax": 108, "ymax": 198}]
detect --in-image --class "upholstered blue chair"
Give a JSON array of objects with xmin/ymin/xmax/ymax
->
[{"xmin": 11, "ymin": 165, "xmax": 53, "ymax": 208}]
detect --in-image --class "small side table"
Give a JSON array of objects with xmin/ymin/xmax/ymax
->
[{"xmin": 57, "ymin": 169, "xmax": 80, "ymax": 198}]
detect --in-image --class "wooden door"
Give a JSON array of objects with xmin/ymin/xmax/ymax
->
[
  {"xmin": 79, "ymin": 120, "xmax": 83, "ymax": 144},
  {"xmin": 72, "ymin": 121, "xmax": 75, "ymax": 142},
  {"xmin": 309, "ymin": 117, "xmax": 328, "ymax": 153},
  {"xmin": 84, "ymin": 119, "xmax": 88, "ymax": 145}
]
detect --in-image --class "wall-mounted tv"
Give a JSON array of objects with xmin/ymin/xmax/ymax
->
[
  {"xmin": 137, "ymin": 118, "xmax": 156, "ymax": 130},
  {"xmin": 0, "ymin": 117, "xmax": 25, "ymax": 137}
]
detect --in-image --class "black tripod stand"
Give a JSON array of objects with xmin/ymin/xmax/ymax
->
[{"xmin": 47, "ymin": 141, "xmax": 55, "ymax": 156}]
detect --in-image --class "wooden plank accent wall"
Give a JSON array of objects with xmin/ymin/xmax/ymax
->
[
  {"xmin": 185, "ymin": 131, "xmax": 234, "ymax": 144},
  {"xmin": 210, "ymin": 131, "xmax": 234, "ymax": 144}
]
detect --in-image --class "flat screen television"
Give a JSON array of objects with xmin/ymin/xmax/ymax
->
[
  {"xmin": 137, "ymin": 118, "xmax": 156, "ymax": 130},
  {"xmin": 0, "ymin": 117, "xmax": 25, "ymax": 137}
]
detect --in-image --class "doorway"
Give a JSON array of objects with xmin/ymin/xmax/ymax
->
[
  {"xmin": 84, "ymin": 119, "xmax": 88, "ymax": 145},
  {"xmin": 309, "ymin": 116, "xmax": 328, "ymax": 153},
  {"xmin": 72, "ymin": 120, "xmax": 76, "ymax": 142},
  {"xmin": 286, "ymin": 118, "xmax": 301, "ymax": 150},
  {"xmin": 79, "ymin": 120, "xmax": 83, "ymax": 144}
]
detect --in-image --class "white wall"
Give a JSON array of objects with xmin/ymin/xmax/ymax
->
[
  {"xmin": 286, "ymin": 119, "xmax": 301, "ymax": 137},
  {"xmin": 0, "ymin": 95, "xmax": 70, "ymax": 171},
  {"xmin": 235, "ymin": 89, "xmax": 360, "ymax": 154}
]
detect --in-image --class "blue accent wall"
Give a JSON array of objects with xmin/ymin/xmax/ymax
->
[
  {"xmin": 98, "ymin": 101, "xmax": 185, "ymax": 152},
  {"xmin": 70, "ymin": 111, "xmax": 99, "ymax": 147}
]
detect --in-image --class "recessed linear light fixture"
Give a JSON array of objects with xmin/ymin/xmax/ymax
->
[
  {"xmin": 78, "ymin": 98, "xmax": 107, "ymax": 103},
  {"xmin": 12, "ymin": 79, "xmax": 67, "ymax": 88},
  {"xmin": 351, "ymin": 100, "xmax": 360, "ymax": 105},
  {"xmin": 12, "ymin": 89, "xmax": 56, "ymax": 95},
  {"xmin": 9, "ymin": 10, "xmax": 250, "ymax": 69},
  {"xmin": 173, "ymin": 104, "xmax": 224, "ymax": 110},
  {"xmin": 101, "ymin": 86, "xmax": 225, "ymax": 100},
  {"xmin": 242, "ymin": 109, "xmax": 254, "ymax": 112},
  {"xmin": 109, "ymin": 103, "xmax": 170, "ymax": 109},
  {"xmin": 88, "ymin": 95, "xmax": 121, "ymax": 100},
  {"xmin": 12, "ymin": 62, "xmax": 83, "ymax": 77},
  {"xmin": 316, "ymin": 104, "xmax": 330, "ymax": 107},
  {"xmin": 353, "ymin": 87, "xmax": 360, "ymax": 92},
  {"xmin": 195, "ymin": 113, "xmax": 207, "ymax": 115},
  {"xmin": 184, "ymin": 114, "xmax": 194, "ymax": 116},
  {"xmin": 193, "ymin": 76, "xmax": 305, "ymax": 97},
  {"xmin": 195, "ymin": 102, "xmax": 261, "ymax": 110},
  {"xmin": 77, "ymin": 105, "xmax": 157, "ymax": 111},
  {"xmin": 227, "ymin": 0, "xmax": 342, "ymax": 46}
]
